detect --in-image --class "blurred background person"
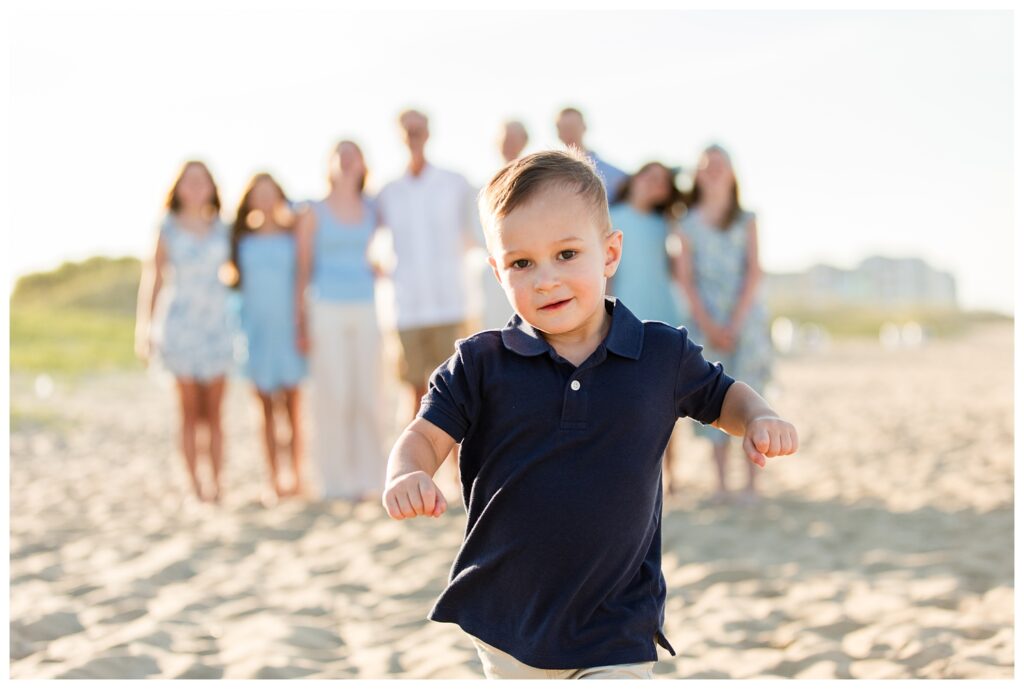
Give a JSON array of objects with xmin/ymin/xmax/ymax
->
[
  {"xmin": 134, "ymin": 161, "xmax": 234, "ymax": 503},
  {"xmin": 377, "ymin": 109, "xmax": 480, "ymax": 420},
  {"xmin": 377, "ymin": 109, "xmax": 479, "ymax": 496},
  {"xmin": 295, "ymin": 141, "xmax": 385, "ymax": 502},
  {"xmin": 555, "ymin": 106, "xmax": 627, "ymax": 199},
  {"xmin": 676, "ymin": 144, "xmax": 772, "ymax": 505},
  {"xmin": 607, "ymin": 161, "xmax": 686, "ymax": 494},
  {"xmin": 498, "ymin": 119, "xmax": 529, "ymax": 164},
  {"xmin": 608, "ymin": 161, "xmax": 685, "ymax": 324},
  {"xmin": 229, "ymin": 172, "xmax": 307, "ymax": 502},
  {"xmin": 474, "ymin": 119, "xmax": 532, "ymax": 331}
]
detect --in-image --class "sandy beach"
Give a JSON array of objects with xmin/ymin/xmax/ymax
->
[{"xmin": 9, "ymin": 322, "xmax": 1014, "ymax": 679}]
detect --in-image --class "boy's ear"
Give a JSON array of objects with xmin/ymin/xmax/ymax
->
[
  {"xmin": 488, "ymin": 255, "xmax": 504, "ymax": 285},
  {"xmin": 604, "ymin": 229, "xmax": 623, "ymax": 278}
]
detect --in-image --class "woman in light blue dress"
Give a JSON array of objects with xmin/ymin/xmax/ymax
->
[
  {"xmin": 608, "ymin": 161, "xmax": 685, "ymax": 324},
  {"xmin": 676, "ymin": 145, "xmax": 772, "ymax": 504},
  {"xmin": 135, "ymin": 161, "xmax": 234, "ymax": 503},
  {"xmin": 608, "ymin": 161, "xmax": 686, "ymax": 493},
  {"xmin": 229, "ymin": 173, "xmax": 307, "ymax": 499}
]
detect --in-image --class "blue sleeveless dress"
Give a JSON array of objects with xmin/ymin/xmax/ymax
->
[
  {"xmin": 680, "ymin": 208, "xmax": 772, "ymax": 443},
  {"xmin": 157, "ymin": 215, "xmax": 235, "ymax": 381},
  {"xmin": 608, "ymin": 203, "xmax": 682, "ymax": 325},
  {"xmin": 238, "ymin": 232, "xmax": 307, "ymax": 392}
]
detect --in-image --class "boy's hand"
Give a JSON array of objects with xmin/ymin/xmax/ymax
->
[
  {"xmin": 383, "ymin": 471, "xmax": 448, "ymax": 519},
  {"xmin": 743, "ymin": 415, "xmax": 798, "ymax": 468}
]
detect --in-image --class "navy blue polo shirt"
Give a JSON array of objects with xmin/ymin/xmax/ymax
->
[{"xmin": 418, "ymin": 298, "xmax": 735, "ymax": 670}]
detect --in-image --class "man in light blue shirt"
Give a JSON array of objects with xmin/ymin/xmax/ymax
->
[{"xmin": 555, "ymin": 106, "xmax": 627, "ymax": 200}]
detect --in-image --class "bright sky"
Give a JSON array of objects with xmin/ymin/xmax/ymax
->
[{"xmin": 7, "ymin": 4, "xmax": 1015, "ymax": 313}]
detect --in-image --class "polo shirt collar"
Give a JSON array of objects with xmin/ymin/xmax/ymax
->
[{"xmin": 500, "ymin": 297, "xmax": 644, "ymax": 360}]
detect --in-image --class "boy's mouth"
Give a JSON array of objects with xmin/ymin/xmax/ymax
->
[{"xmin": 539, "ymin": 298, "xmax": 572, "ymax": 311}]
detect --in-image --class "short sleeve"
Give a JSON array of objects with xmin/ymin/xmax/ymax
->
[
  {"xmin": 675, "ymin": 328, "xmax": 735, "ymax": 424},
  {"xmin": 418, "ymin": 340, "xmax": 480, "ymax": 443}
]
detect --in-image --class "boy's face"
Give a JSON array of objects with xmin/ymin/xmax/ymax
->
[{"xmin": 487, "ymin": 187, "xmax": 622, "ymax": 339}]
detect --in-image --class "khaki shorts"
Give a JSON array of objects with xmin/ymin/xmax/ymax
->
[
  {"xmin": 397, "ymin": 322, "xmax": 465, "ymax": 386},
  {"xmin": 469, "ymin": 635, "xmax": 655, "ymax": 680}
]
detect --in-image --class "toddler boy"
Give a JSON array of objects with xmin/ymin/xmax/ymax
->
[{"xmin": 382, "ymin": 149, "xmax": 798, "ymax": 679}]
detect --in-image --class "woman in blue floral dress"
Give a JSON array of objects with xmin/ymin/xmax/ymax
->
[
  {"xmin": 136, "ymin": 161, "xmax": 235, "ymax": 503},
  {"xmin": 677, "ymin": 145, "xmax": 773, "ymax": 504}
]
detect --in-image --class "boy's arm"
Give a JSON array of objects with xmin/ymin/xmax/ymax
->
[
  {"xmin": 712, "ymin": 381, "xmax": 799, "ymax": 468},
  {"xmin": 383, "ymin": 418, "xmax": 457, "ymax": 520}
]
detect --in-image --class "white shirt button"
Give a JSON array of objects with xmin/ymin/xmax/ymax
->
[{"xmin": 570, "ymin": 380, "xmax": 581, "ymax": 391}]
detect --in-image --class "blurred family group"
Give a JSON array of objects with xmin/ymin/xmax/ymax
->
[{"xmin": 134, "ymin": 107, "xmax": 772, "ymax": 506}]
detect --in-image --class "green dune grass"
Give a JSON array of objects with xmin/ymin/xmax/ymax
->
[
  {"xmin": 766, "ymin": 301, "xmax": 1010, "ymax": 339},
  {"xmin": 11, "ymin": 306, "xmax": 139, "ymax": 373},
  {"xmin": 10, "ymin": 257, "xmax": 143, "ymax": 374}
]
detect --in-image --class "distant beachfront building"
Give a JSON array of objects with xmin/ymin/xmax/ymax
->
[{"xmin": 765, "ymin": 256, "xmax": 958, "ymax": 310}]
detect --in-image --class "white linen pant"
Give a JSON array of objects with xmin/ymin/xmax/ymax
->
[
  {"xmin": 309, "ymin": 300, "xmax": 384, "ymax": 500},
  {"xmin": 470, "ymin": 635, "xmax": 655, "ymax": 679}
]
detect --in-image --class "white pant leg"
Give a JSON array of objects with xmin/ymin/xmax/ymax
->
[
  {"xmin": 349, "ymin": 303, "xmax": 384, "ymax": 497},
  {"xmin": 310, "ymin": 300, "xmax": 354, "ymax": 499},
  {"xmin": 470, "ymin": 635, "xmax": 655, "ymax": 680},
  {"xmin": 571, "ymin": 661, "xmax": 655, "ymax": 679},
  {"xmin": 469, "ymin": 636, "xmax": 571, "ymax": 679}
]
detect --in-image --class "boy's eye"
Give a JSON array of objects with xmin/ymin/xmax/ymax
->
[
  {"xmin": 558, "ymin": 250, "xmax": 578, "ymax": 260},
  {"xmin": 510, "ymin": 258, "xmax": 531, "ymax": 270}
]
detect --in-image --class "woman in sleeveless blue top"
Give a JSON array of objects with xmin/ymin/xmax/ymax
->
[
  {"xmin": 295, "ymin": 141, "xmax": 385, "ymax": 501},
  {"xmin": 135, "ymin": 161, "xmax": 233, "ymax": 503},
  {"xmin": 229, "ymin": 173, "xmax": 307, "ymax": 500},
  {"xmin": 676, "ymin": 145, "xmax": 773, "ymax": 505}
]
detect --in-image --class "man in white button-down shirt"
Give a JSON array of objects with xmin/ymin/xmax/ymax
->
[{"xmin": 378, "ymin": 109, "xmax": 481, "ymax": 418}]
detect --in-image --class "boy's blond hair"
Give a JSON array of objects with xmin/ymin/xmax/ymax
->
[{"xmin": 478, "ymin": 148, "xmax": 611, "ymax": 247}]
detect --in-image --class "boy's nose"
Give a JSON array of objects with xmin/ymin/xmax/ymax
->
[{"xmin": 533, "ymin": 268, "xmax": 560, "ymax": 292}]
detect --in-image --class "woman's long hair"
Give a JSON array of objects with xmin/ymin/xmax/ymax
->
[
  {"xmin": 164, "ymin": 160, "xmax": 221, "ymax": 215},
  {"xmin": 328, "ymin": 140, "xmax": 368, "ymax": 193},
  {"xmin": 228, "ymin": 172, "xmax": 291, "ymax": 289},
  {"xmin": 687, "ymin": 144, "xmax": 742, "ymax": 230},
  {"xmin": 611, "ymin": 162, "xmax": 685, "ymax": 219}
]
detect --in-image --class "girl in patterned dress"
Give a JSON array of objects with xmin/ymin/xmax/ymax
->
[
  {"xmin": 135, "ymin": 161, "xmax": 235, "ymax": 503},
  {"xmin": 676, "ymin": 145, "xmax": 773, "ymax": 504},
  {"xmin": 227, "ymin": 173, "xmax": 307, "ymax": 500}
]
